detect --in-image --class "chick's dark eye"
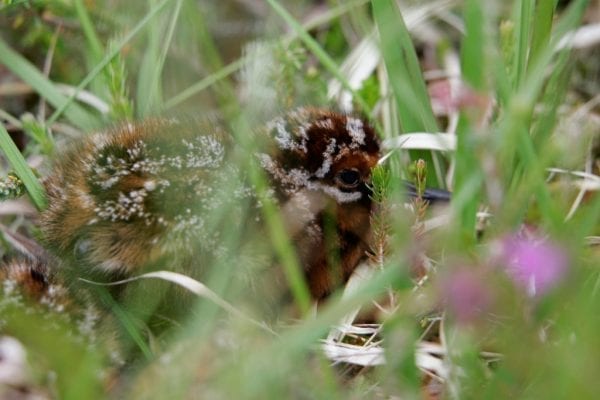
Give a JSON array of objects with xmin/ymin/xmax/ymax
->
[{"xmin": 336, "ymin": 169, "xmax": 361, "ymax": 188}]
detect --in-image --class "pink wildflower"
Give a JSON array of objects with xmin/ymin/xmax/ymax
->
[
  {"xmin": 501, "ymin": 234, "xmax": 569, "ymax": 297},
  {"xmin": 440, "ymin": 268, "xmax": 492, "ymax": 324}
]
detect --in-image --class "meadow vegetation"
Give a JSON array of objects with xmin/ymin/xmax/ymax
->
[{"xmin": 0, "ymin": 0, "xmax": 599, "ymax": 398}]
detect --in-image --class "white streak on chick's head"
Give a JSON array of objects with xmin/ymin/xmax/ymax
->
[{"xmin": 259, "ymin": 108, "xmax": 380, "ymax": 204}]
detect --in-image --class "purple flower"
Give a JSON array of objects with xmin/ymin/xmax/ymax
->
[
  {"xmin": 440, "ymin": 268, "xmax": 492, "ymax": 324},
  {"xmin": 501, "ymin": 234, "xmax": 569, "ymax": 297}
]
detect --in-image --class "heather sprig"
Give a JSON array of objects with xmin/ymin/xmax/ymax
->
[
  {"xmin": 0, "ymin": 173, "xmax": 25, "ymax": 200},
  {"xmin": 368, "ymin": 164, "xmax": 391, "ymax": 269}
]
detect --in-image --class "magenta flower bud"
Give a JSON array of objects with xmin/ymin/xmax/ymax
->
[
  {"xmin": 501, "ymin": 234, "xmax": 569, "ymax": 297},
  {"xmin": 440, "ymin": 268, "xmax": 492, "ymax": 324}
]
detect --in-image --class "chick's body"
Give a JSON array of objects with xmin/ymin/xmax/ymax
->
[
  {"xmin": 40, "ymin": 109, "xmax": 381, "ymax": 300},
  {"xmin": 43, "ymin": 119, "xmax": 245, "ymax": 274}
]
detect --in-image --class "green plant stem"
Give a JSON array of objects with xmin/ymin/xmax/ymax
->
[
  {"xmin": 0, "ymin": 123, "xmax": 46, "ymax": 210},
  {"xmin": 0, "ymin": 38, "xmax": 99, "ymax": 130},
  {"xmin": 47, "ymin": 0, "xmax": 174, "ymax": 127}
]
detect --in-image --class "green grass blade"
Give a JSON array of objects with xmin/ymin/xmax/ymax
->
[
  {"xmin": 164, "ymin": 57, "xmax": 245, "ymax": 110},
  {"xmin": 94, "ymin": 288, "xmax": 154, "ymax": 361},
  {"xmin": 0, "ymin": 123, "xmax": 46, "ymax": 210},
  {"xmin": 460, "ymin": 0, "xmax": 485, "ymax": 90},
  {"xmin": 256, "ymin": 180, "xmax": 312, "ymax": 313},
  {"xmin": 453, "ymin": 0, "xmax": 487, "ymax": 242},
  {"xmin": 136, "ymin": 2, "xmax": 163, "ymax": 117},
  {"xmin": 74, "ymin": 0, "xmax": 104, "ymax": 63},
  {"xmin": 171, "ymin": 4, "xmax": 313, "ymax": 313},
  {"xmin": 528, "ymin": 0, "xmax": 571, "ymax": 146},
  {"xmin": 528, "ymin": 0, "xmax": 556, "ymax": 68},
  {"xmin": 47, "ymin": 0, "xmax": 173, "ymax": 126},
  {"xmin": 0, "ymin": 38, "xmax": 100, "ymax": 130},
  {"xmin": 372, "ymin": 0, "xmax": 438, "ymax": 133},
  {"xmin": 164, "ymin": 0, "xmax": 369, "ymax": 109},
  {"xmin": 265, "ymin": 0, "xmax": 371, "ymax": 115},
  {"xmin": 518, "ymin": 0, "xmax": 588, "ymax": 105},
  {"xmin": 137, "ymin": 0, "xmax": 182, "ymax": 117},
  {"xmin": 507, "ymin": 0, "xmax": 588, "ymax": 166},
  {"xmin": 498, "ymin": 0, "xmax": 587, "ymax": 168},
  {"xmin": 512, "ymin": 0, "xmax": 535, "ymax": 89},
  {"xmin": 531, "ymin": 49, "xmax": 572, "ymax": 144},
  {"xmin": 3, "ymin": 306, "xmax": 104, "ymax": 399},
  {"xmin": 372, "ymin": 0, "xmax": 442, "ymax": 186}
]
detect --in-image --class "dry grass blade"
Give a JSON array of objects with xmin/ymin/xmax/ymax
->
[
  {"xmin": 557, "ymin": 23, "xmax": 600, "ymax": 50},
  {"xmin": 79, "ymin": 271, "xmax": 277, "ymax": 336},
  {"xmin": 322, "ymin": 340, "xmax": 385, "ymax": 366},
  {"xmin": 327, "ymin": 32, "xmax": 379, "ymax": 111},
  {"xmin": 55, "ymin": 84, "xmax": 110, "ymax": 115},
  {"xmin": 546, "ymin": 167, "xmax": 600, "ymax": 188},
  {"xmin": 327, "ymin": 0, "xmax": 459, "ymax": 112},
  {"xmin": 383, "ymin": 133, "xmax": 457, "ymax": 152},
  {"xmin": 0, "ymin": 224, "xmax": 49, "ymax": 261},
  {"xmin": 0, "ymin": 200, "xmax": 36, "ymax": 217}
]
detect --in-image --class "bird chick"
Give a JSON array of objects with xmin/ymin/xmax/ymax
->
[
  {"xmin": 37, "ymin": 107, "xmax": 452, "ymax": 305},
  {"xmin": 39, "ymin": 108, "xmax": 384, "ymax": 301},
  {"xmin": 0, "ymin": 256, "xmax": 121, "ymax": 358},
  {"xmin": 256, "ymin": 108, "xmax": 380, "ymax": 298},
  {"xmin": 42, "ymin": 118, "xmax": 238, "ymax": 276}
]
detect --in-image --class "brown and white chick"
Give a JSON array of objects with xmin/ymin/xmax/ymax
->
[{"xmin": 39, "ymin": 108, "xmax": 381, "ymax": 302}]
